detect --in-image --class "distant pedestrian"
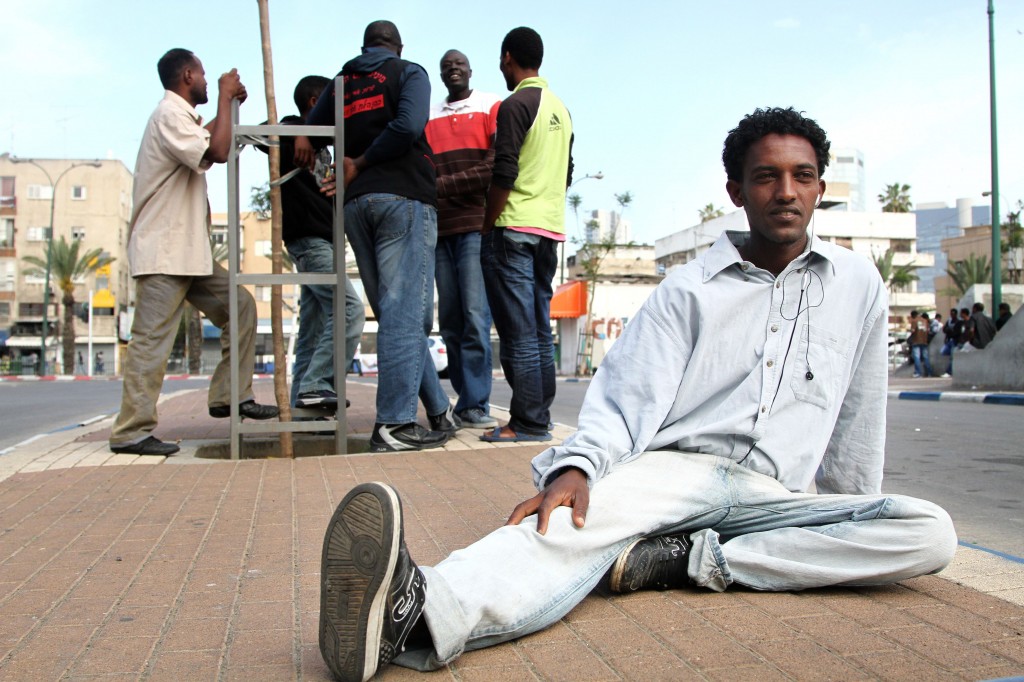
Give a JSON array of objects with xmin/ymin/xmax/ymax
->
[
  {"xmin": 76, "ymin": 351, "xmax": 86, "ymax": 375},
  {"xmin": 94, "ymin": 351, "xmax": 105, "ymax": 375},
  {"xmin": 907, "ymin": 310, "xmax": 933, "ymax": 377},
  {"xmin": 996, "ymin": 302, "xmax": 1013, "ymax": 331}
]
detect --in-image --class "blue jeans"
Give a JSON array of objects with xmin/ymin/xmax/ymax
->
[
  {"xmin": 393, "ymin": 450, "xmax": 956, "ymax": 669},
  {"xmin": 344, "ymin": 194, "xmax": 449, "ymax": 423},
  {"xmin": 436, "ymin": 232, "xmax": 492, "ymax": 414},
  {"xmin": 286, "ymin": 236, "xmax": 366, "ymax": 405},
  {"xmin": 911, "ymin": 344, "xmax": 933, "ymax": 377},
  {"xmin": 480, "ymin": 229, "xmax": 558, "ymax": 435}
]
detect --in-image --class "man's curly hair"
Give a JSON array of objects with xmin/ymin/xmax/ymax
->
[{"xmin": 722, "ymin": 107, "xmax": 830, "ymax": 182}]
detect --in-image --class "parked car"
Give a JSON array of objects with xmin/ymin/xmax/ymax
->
[{"xmin": 428, "ymin": 335, "xmax": 449, "ymax": 378}]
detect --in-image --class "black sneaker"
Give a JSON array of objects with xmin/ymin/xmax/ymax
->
[
  {"xmin": 608, "ymin": 535, "xmax": 691, "ymax": 593},
  {"xmin": 320, "ymin": 482, "xmax": 426, "ymax": 682},
  {"xmin": 427, "ymin": 404, "xmax": 462, "ymax": 433},
  {"xmin": 209, "ymin": 400, "xmax": 280, "ymax": 419},
  {"xmin": 110, "ymin": 436, "xmax": 179, "ymax": 456},
  {"xmin": 370, "ymin": 423, "xmax": 448, "ymax": 453},
  {"xmin": 297, "ymin": 389, "xmax": 339, "ymax": 409}
]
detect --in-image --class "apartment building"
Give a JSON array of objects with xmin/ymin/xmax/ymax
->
[{"xmin": 0, "ymin": 154, "xmax": 133, "ymax": 373}]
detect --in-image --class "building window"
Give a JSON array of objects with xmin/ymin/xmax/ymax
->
[
  {"xmin": 72, "ymin": 227, "xmax": 86, "ymax": 240},
  {"xmin": 211, "ymin": 229, "xmax": 227, "ymax": 245},
  {"xmin": 0, "ymin": 176, "xmax": 14, "ymax": 209},
  {"xmin": 71, "ymin": 185, "xmax": 87, "ymax": 200},
  {"xmin": 0, "ymin": 302, "xmax": 9, "ymax": 318},
  {"xmin": 19, "ymin": 302, "xmax": 46, "ymax": 316},
  {"xmin": 1, "ymin": 218, "xmax": 13, "ymax": 247},
  {"xmin": 890, "ymin": 239, "xmax": 912, "ymax": 253},
  {"xmin": 27, "ymin": 184, "xmax": 53, "ymax": 200},
  {"xmin": 255, "ymin": 285, "xmax": 272, "ymax": 302},
  {"xmin": 255, "ymin": 240, "xmax": 272, "ymax": 256},
  {"xmin": 26, "ymin": 226, "xmax": 49, "ymax": 241},
  {"xmin": 834, "ymin": 237, "xmax": 853, "ymax": 249}
]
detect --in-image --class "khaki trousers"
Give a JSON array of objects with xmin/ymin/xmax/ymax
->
[{"xmin": 110, "ymin": 263, "xmax": 256, "ymax": 446}]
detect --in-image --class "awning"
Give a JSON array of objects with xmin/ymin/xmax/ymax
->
[
  {"xmin": 91, "ymin": 289, "xmax": 116, "ymax": 308},
  {"xmin": 550, "ymin": 281, "xmax": 588, "ymax": 319},
  {"xmin": 4, "ymin": 336, "xmax": 58, "ymax": 348}
]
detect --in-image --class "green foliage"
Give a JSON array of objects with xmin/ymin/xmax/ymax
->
[
  {"xmin": 698, "ymin": 203, "xmax": 724, "ymax": 223},
  {"xmin": 878, "ymin": 182, "xmax": 912, "ymax": 213},
  {"xmin": 871, "ymin": 248, "xmax": 918, "ymax": 293},
  {"xmin": 251, "ymin": 182, "xmax": 271, "ymax": 219},
  {"xmin": 946, "ymin": 254, "xmax": 992, "ymax": 297}
]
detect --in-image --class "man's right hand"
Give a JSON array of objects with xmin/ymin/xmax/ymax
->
[
  {"xmin": 506, "ymin": 467, "xmax": 589, "ymax": 535},
  {"xmin": 219, "ymin": 68, "xmax": 247, "ymax": 103},
  {"xmin": 294, "ymin": 135, "xmax": 314, "ymax": 170}
]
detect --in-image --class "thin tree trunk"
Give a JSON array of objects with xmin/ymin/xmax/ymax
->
[
  {"xmin": 257, "ymin": 0, "xmax": 292, "ymax": 457},
  {"xmin": 62, "ymin": 291, "xmax": 75, "ymax": 375},
  {"xmin": 186, "ymin": 304, "xmax": 202, "ymax": 374}
]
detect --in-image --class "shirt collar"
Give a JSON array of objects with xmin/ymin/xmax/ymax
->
[
  {"xmin": 442, "ymin": 90, "xmax": 476, "ymax": 112},
  {"xmin": 162, "ymin": 90, "xmax": 203, "ymax": 125},
  {"xmin": 513, "ymin": 76, "xmax": 548, "ymax": 93},
  {"xmin": 702, "ymin": 230, "xmax": 837, "ymax": 283}
]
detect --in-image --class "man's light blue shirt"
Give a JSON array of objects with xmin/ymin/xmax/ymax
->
[{"xmin": 533, "ymin": 231, "xmax": 889, "ymax": 496}]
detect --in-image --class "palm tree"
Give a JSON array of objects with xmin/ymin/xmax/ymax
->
[
  {"xmin": 567, "ymin": 193, "xmax": 582, "ymax": 233},
  {"xmin": 945, "ymin": 254, "xmax": 991, "ymax": 298},
  {"xmin": 878, "ymin": 183, "xmax": 912, "ymax": 213},
  {"xmin": 22, "ymin": 237, "xmax": 114, "ymax": 375},
  {"xmin": 1001, "ymin": 201, "xmax": 1023, "ymax": 284},
  {"xmin": 871, "ymin": 248, "xmax": 918, "ymax": 293},
  {"xmin": 698, "ymin": 203, "xmax": 724, "ymax": 223}
]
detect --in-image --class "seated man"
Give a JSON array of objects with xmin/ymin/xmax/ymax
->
[{"xmin": 316, "ymin": 107, "xmax": 957, "ymax": 682}]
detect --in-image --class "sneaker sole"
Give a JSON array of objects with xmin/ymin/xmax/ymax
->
[
  {"xmin": 608, "ymin": 538, "xmax": 642, "ymax": 593},
  {"xmin": 320, "ymin": 482, "xmax": 401, "ymax": 682},
  {"xmin": 369, "ymin": 432, "xmax": 449, "ymax": 453}
]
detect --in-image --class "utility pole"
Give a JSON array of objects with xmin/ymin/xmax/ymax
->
[{"xmin": 988, "ymin": 0, "xmax": 1002, "ymax": 314}]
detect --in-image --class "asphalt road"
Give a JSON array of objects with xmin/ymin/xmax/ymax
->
[{"xmin": 1, "ymin": 377, "xmax": 1021, "ymax": 558}]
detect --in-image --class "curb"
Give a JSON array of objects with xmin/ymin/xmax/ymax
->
[
  {"xmin": 888, "ymin": 390, "xmax": 1024, "ymax": 406},
  {"xmin": 0, "ymin": 373, "xmax": 276, "ymax": 383}
]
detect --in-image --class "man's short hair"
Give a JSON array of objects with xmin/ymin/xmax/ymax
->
[
  {"xmin": 158, "ymin": 48, "xmax": 197, "ymax": 90},
  {"xmin": 501, "ymin": 27, "xmax": 543, "ymax": 70},
  {"xmin": 294, "ymin": 75, "xmax": 330, "ymax": 113},
  {"xmin": 972, "ymin": 302, "xmax": 985, "ymax": 312},
  {"xmin": 722, "ymin": 107, "xmax": 831, "ymax": 182},
  {"xmin": 363, "ymin": 20, "xmax": 402, "ymax": 50},
  {"xmin": 960, "ymin": 307, "xmax": 971, "ymax": 316},
  {"xmin": 910, "ymin": 310, "xmax": 919, "ymax": 317},
  {"xmin": 999, "ymin": 302, "xmax": 1011, "ymax": 313}
]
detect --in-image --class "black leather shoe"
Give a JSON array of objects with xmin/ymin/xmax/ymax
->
[
  {"xmin": 608, "ymin": 535, "xmax": 691, "ymax": 593},
  {"xmin": 110, "ymin": 436, "xmax": 180, "ymax": 456},
  {"xmin": 209, "ymin": 400, "xmax": 280, "ymax": 420}
]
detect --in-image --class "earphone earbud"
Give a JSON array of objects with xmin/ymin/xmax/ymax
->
[{"xmin": 815, "ymin": 194, "xmax": 822, "ymax": 208}]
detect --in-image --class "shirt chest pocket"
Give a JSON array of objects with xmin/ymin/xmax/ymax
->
[{"xmin": 790, "ymin": 323, "xmax": 851, "ymax": 410}]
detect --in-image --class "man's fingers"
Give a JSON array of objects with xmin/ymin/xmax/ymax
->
[
  {"xmin": 505, "ymin": 495, "xmax": 540, "ymax": 526},
  {"xmin": 572, "ymin": 487, "xmax": 590, "ymax": 528}
]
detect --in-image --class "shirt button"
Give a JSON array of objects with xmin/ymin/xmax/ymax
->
[
  {"xmin": 775, "ymin": 281, "xmax": 781, "ymax": 289},
  {"xmin": 766, "ymin": 360, "xmax": 774, "ymax": 367},
  {"xmin": 741, "ymin": 263, "xmax": 749, "ymax": 271},
  {"xmin": 761, "ymin": 405, "xmax": 767, "ymax": 413},
  {"xmin": 771, "ymin": 324, "xmax": 779, "ymax": 332}
]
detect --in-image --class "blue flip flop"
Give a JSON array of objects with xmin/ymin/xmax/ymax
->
[{"xmin": 479, "ymin": 427, "xmax": 552, "ymax": 443}]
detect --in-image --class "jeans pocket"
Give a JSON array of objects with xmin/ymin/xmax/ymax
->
[{"xmin": 366, "ymin": 195, "xmax": 413, "ymax": 241}]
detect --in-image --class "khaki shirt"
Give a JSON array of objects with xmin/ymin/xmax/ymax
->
[{"xmin": 128, "ymin": 91, "xmax": 214, "ymax": 276}]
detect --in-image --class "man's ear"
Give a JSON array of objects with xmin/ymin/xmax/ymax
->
[{"xmin": 726, "ymin": 179, "xmax": 744, "ymax": 207}]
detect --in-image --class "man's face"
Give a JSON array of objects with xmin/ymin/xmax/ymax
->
[
  {"xmin": 498, "ymin": 52, "xmax": 515, "ymax": 91},
  {"xmin": 726, "ymin": 133, "xmax": 824, "ymax": 250},
  {"xmin": 440, "ymin": 50, "xmax": 471, "ymax": 95},
  {"xmin": 186, "ymin": 58, "xmax": 209, "ymax": 105}
]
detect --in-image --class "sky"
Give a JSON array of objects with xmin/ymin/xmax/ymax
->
[{"xmin": 3, "ymin": 0, "xmax": 1023, "ymax": 250}]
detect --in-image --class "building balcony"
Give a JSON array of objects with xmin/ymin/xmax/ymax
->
[{"xmin": 892, "ymin": 251, "xmax": 935, "ymax": 268}]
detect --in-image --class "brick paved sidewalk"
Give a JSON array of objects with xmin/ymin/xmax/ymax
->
[{"xmin": 0, "ymin": 381, "xmax": 1021, "ymax": 680}]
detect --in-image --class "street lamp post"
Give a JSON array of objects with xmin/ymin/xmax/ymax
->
[
  {"xmin": 564, "ymin": 172, "xmax": 604, "ymax": 283},
  {"xmin": 987, "ymin": 0, "xmax": 1002, "ymax": 316},
  {"xmin": 10, "ymin": 158, "xmax": 101, "ymax": 375}
]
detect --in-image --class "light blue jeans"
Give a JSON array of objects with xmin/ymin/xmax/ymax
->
[
  {"xmin": 344, "ymin": 194, "xmax": 449, "ymax": 423},
  {"xmin": 395, "ymin": 450, "xmax": 956, "ymax": 670},
  {"xmin": 286, "ymin": 236, "xmax": 366, "ymax": 405},
  {"xmin": 435, "ymin": 231, "xmax": 492, "ymax": 415}
]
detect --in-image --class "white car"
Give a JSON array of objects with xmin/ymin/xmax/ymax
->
[{"xmin": 428, "ymin": 335, "xmax": 449, "ymax": 378}]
